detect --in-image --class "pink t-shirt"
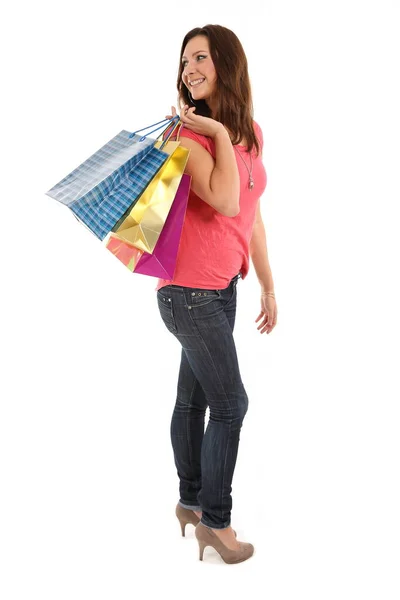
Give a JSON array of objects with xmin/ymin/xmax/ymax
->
[{"xmin": 155, "ymin": 121, "xmax": 267, "ymax": 291}]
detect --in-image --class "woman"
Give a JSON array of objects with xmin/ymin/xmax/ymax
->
[{"xmin": 156, "ymin": 24, "xmax": 277, "ymax": 564}]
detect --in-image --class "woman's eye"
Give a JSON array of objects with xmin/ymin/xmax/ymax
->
[{"xmin": 182, "ymin": 55, "xmax": 206, "ymax": 67}]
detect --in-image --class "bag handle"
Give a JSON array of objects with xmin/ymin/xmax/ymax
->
[
  {"xmin": 128, "ymin": 116, "xmax": 180, "ymax": 140},
  {"xmin": 159, "ymin": 119, "xmax": 183, "ymax": 150}
]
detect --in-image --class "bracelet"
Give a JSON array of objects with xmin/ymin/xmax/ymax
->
[{"xmin": 261, "ymin": 291, "xmax": 275, "ymax": 297}]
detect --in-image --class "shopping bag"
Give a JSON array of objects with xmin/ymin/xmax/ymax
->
[
  {"xmin": 109, "ymin": 137, "xmax": 189, "ymax": 254},
  {"xmin": 98, "ymin": 136, "xmax": 182, "ymax": 241},
  {"xmin": 105, "ymin": 173, "xmax": 191, "ymax": 278},
  {"xmin": 45, "ymin": 116, "xmax": 181, "ymax": 240}
]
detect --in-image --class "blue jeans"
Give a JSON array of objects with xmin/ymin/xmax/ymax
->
[{"xmin": 156, "ymin": 272, "xmax": 248, "ymax": 529}]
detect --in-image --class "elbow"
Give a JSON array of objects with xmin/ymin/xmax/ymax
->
[
  {"xmin": 221, "ymin": 202, "xmax": 240, "ymax": 218},
  {"xmin": 224, "ymin": 208, "xmax": 240, "ymax": 218},
  {"xmin": 223, "ymin": 189, "xmax": 240, "ymax": 217},
  {"xmin": 204, "ymin": 189, "xmax": 240, "ymax": 217}
]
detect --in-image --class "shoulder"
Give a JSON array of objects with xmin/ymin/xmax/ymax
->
[{"xmin": 179, "ymin": 126, "xmax": 214, "ymax": 153}]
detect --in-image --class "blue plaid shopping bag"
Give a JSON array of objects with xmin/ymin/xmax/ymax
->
[{"xmin": 45, "ymin": 116, "xmax": 181, "ymax": 240}]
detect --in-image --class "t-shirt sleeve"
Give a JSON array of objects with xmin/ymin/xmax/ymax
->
[{"xmin": 178, "ymin": 126, "xmax": 213, "ymax": 153}]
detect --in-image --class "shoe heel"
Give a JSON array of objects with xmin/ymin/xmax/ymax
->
[
  {"xmin": 176, "ymin": 504, "xmax": 201, "ymax": 538},
  {"xmin": 198, "ymin": 540, "xmax": 207, "ymax": 561},
  {"xmin": 178, "ymin": 517, "xmax": 186, "ymax": 537}
]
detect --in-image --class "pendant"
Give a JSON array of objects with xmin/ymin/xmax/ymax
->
[{"xmin": 249, "ymin": 178, "xmax": 254, "ymax": 190}]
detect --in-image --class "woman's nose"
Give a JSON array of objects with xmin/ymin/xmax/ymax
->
[{"xmin": 184, "ymin": 60, "xmax": 197, "ymax": 75}]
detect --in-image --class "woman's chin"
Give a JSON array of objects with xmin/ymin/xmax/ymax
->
[{"xmin": 191, "ymin": 92, "xmax": 207, "ymax": 102}]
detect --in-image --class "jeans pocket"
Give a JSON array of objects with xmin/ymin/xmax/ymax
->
[{"xmin": 187, "ymin": 289, "xmax": 222, "ymax": 308}]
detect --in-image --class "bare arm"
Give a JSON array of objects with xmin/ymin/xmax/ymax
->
[
  {"xmin": 210, "ymin": 128, "xmax": 240, "ymax": 216},
  {"xmin": 249, "ymin": 200, "xmax": 275, "ymax": 292}
]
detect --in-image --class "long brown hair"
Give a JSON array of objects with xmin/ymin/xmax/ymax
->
[{"xmin": 177, "ymin": 24, "xmax": 261, "ymax": 156}]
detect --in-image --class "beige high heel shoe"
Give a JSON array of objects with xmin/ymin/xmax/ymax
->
[
  {"xmin": 175, "ymin": 504, "xmax": 237, "ymax": 538},
  {"xmin": 195, "ymin": 522, "xmax": 254, "ymax": 564}
]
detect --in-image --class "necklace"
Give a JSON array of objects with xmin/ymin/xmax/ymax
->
[{"xmin": 234, "ymin": 146, "xmax": 254, "ymax": 190}]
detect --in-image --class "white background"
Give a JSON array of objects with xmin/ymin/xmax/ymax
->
[{"xmin": 1, "ymin": 0, "xmax": 399, "ymax": 598}]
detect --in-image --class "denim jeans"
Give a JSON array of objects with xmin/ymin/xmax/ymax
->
[{"xmin": 156, "ymin": 272, "xmax": 248, "ymax": 529}]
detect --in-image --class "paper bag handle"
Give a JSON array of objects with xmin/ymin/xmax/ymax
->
[
  {"xmin": 159, "ymin": 119, "xmax": 183, "ymax": 150},
  {"xmin": 128, "ymin": 116, "xmax": 180, "ymax": 140}
]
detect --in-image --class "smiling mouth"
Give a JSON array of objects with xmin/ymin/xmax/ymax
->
[{"xmin": 189, "ymin": 78, "xmax": 205, "ymax": 87}]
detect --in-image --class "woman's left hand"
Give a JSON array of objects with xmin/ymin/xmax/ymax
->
[{"xmin": 255, "ymin": 293, "xmax": 277, "ymax": 334}]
